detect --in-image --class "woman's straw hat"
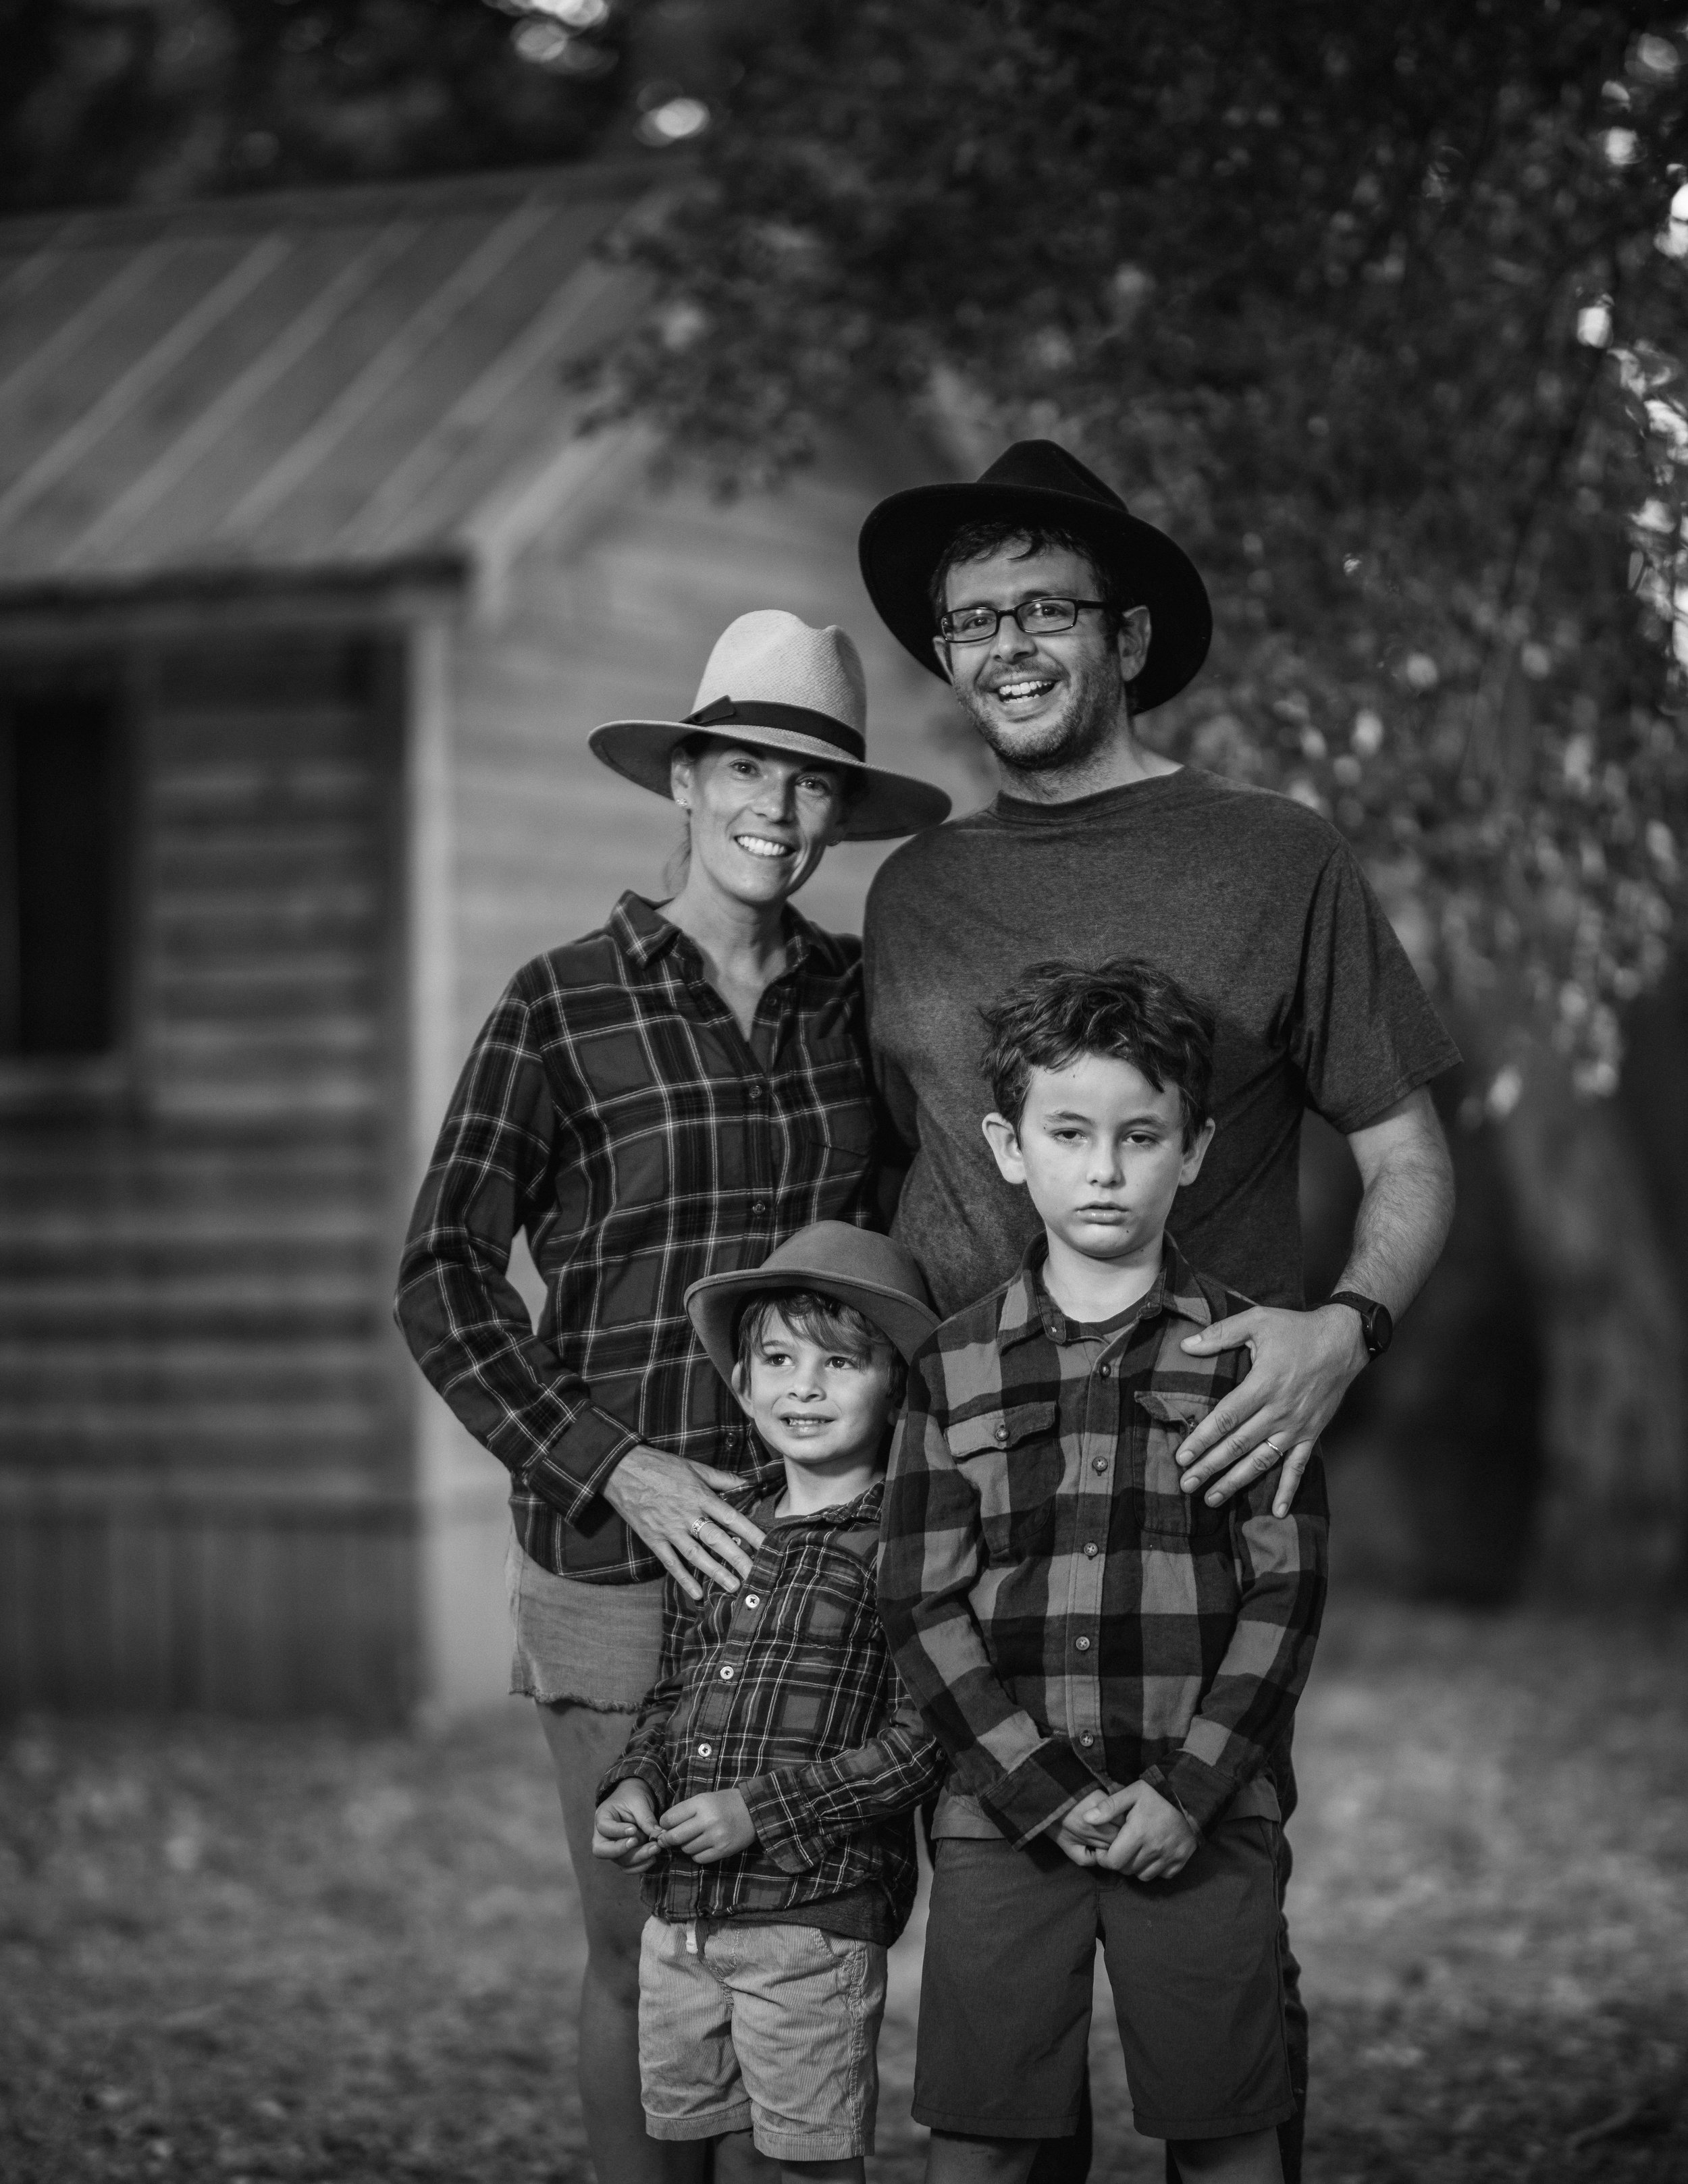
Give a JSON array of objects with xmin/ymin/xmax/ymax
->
[{"xmin": 589, "ymin": 609, "xmax": 951, "ymax": 841}]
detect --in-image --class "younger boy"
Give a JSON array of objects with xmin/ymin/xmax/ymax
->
[
  {"xmin": 594, "ymin": 1221, "xmax": 944, "ymax": 2184},
  {"xmin": 878, "ymin": 959, "xmax": 1329, "ymax": 2184}
]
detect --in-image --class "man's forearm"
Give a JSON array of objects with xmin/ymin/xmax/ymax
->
[{"xmin": 1334, "ymin": 1088, "xmax": 1456, "ymax": 1321}]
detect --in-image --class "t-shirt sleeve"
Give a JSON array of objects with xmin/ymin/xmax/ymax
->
[{"xmin": 1291, "ymin": 842, "xmax": 1461, "ymax": 1131}]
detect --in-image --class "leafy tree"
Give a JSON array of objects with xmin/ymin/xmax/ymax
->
[
  {"xmin": 0, "ymin": 0, "xmax": 631, "ymax": 210},
  {"xmin": 600, "ymin": 0, "xmax": 1688, "ymax": 1103},
  {"xmin": 592, "ymin": 0, "xmax": 1688, "ymax": 1588}
]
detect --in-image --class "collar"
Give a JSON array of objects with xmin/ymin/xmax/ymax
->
[
  {"xmin": 751, "ymin": 1475, "xmax": 886, "ymax": 1530},
  {"xmin": 995, "ymin": 1231, "xmax": 1213, "ymax": 1352},
  {"xmin": 610, "ymin": 890, "xmax": 816, "ymax": 982}
]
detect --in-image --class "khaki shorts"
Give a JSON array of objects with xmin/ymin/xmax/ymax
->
[
  {"xmin": 504, "ymin": 1535, "xmax": 663, "ymax": 1712},
  {"xmin": 639, "ymin": 1915, "xmax": 888, "ymax": 2160},
  {"xmin": 915, "ymin": 1822, "xmax": 1295, "ymax": 2144}
]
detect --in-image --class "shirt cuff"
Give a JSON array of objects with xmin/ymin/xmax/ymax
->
[
  {"xmin": 1139, "ymin": 1753, "xmax": 1237, "ymax": 1837},
  {"xmin": 520, "ymin": 1404, "xmax": 642, "ymax": 1525},
  {"xmin": 975, "ymin": 1738, "xmax": 1105, "ymax": 1849},
  {"xmin": 598, "ymin": 1753, "xmax": 670, "ymax": 1813},
  {"xmin": 735, "ymin": 1774, "xmax": 821, "ymax": 1875}
]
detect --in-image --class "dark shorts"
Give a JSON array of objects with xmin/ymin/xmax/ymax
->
[{"xmin": 914, "ymin": 1821, "xmax": 1296, "ymax": 2144}]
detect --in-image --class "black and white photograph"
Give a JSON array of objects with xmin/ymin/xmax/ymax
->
[{"xmin": 1, "ymin": 6, "xmax": 1685, "ymax": 2181}]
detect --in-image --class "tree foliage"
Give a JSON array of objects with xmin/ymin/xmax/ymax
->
[
  {"xmin": 599, "ymin": 0, "xmax": 1688, "ymax": 1094},
  {"xmin": 0, "ymin": 0, "xmax": 630, "ymax": 210}
]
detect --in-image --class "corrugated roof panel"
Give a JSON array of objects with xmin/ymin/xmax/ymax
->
[{"xmin": 0, "ymin": 167, "xmax": 654, "ymax": 601}]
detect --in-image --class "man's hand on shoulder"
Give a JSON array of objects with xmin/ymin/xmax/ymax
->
[
  {"xmin": 1174, "ymin": 1300, "xmax": 1366, "ymax": 1517},
  {"xmin": 658, "ymin": 1788, "xmax": 758, "ymax": 1864}
]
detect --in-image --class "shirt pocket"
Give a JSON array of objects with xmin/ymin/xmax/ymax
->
[
  {"xmin": 1135, "ymin": 1390, "xmax": 1228, "ymax": 1544},
  {"xmin": 949, "ymin": 1399, "xmax": 1063, "ymax": 1562}
]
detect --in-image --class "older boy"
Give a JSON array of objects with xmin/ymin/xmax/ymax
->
[
  {"xmin": 879, "ymin": 961, "xmax": 1329, "ymax": 2184},
  {"xmin": 594, "ymin": 1223, "xmax": 943, "ymax": 2184}
]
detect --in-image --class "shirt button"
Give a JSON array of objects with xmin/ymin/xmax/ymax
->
[
  {"xmin": 1084, "ymin": 1542, "xmax": 1099, "ymax": 1558},
  {"xmin": 749, "ymin": 1200, "xmax": 768, "ymax": 1219},
  {"xmin": 697, "ymin": 1742, "xmax": 712, "ymax": 1757},
  {"xmin": 1092, "ymin": 1457, "xmax": 1108, "ymax": 1473},
  {"xmin": 1080, "ymin": 1733, "xmax": 1096, "ymax": 1748},
  {"xmin": 743, "ymin": 1595, "xmax": 760, "ymax": 1609},
  {"xmin": 746, "ymin": 1082, "xmax": 763, "ymax": 1102},
  {"xmin": 1099, "ymin": 1363, "xmax": 1110, "ymax": 1379},
  {"xmin": 1074, "ymin": 1635, "xmax": 1092, "ymax": 1653},
  {"xmin": 719, "ymin": 1665, "xmax": 735, "ymax": 1680},
  {"xmin": 993, "ymin": 1421, "xmax": 1008, "ymax": 1444}
]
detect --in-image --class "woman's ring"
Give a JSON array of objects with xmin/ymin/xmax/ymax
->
[{"xmin": 689, "ymin": 1518, "xmax": 709, "ymax": 1541}]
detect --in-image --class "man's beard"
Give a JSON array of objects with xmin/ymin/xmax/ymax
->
[{"xmin": 955, "ymin": 657, "xmax": 1122, "ymax": 776}]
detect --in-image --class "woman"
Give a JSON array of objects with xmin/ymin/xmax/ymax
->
[{"xmin": 396, "ymin": 610, "xmax": 949, "ymax": 2184}]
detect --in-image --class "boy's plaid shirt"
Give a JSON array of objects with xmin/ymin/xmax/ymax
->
[
  {"xmin": 395, "ymin": 893, "xmax": 878, "ymax": 1582},
  {"xmin": 878, "ymin": 1235, "xmax": 1329, "ymax": 1844},
  {"xmin": 600, "ymin": 1473, "xmax": 943, "ymax": 1934}
]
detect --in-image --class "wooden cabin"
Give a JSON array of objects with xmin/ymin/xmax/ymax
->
[{"xmin": 0, "ymin": 163, "xmax": 978, "ymax": 1717}]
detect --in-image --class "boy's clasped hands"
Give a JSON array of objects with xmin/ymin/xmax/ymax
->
[
  {"xmin": 1055, "ymin": 1779, "xmax": 1201, "ymax": 1883},
  {"xmin": 593, "ymin": 1780, "xmax": 758, "ymax": 1868}
]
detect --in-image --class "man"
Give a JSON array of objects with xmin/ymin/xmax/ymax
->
[{"xmin": 857, "ymin": 440, "xmax": 1459, "ymax": 2182}]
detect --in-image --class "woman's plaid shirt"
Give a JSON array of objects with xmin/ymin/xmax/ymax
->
[
  {"xmin": 599, "ymin": 1474, "xmax": 943, "ymax": 1935},
  {"xmin": 878, "ymin": 1235, "xmax": 1328, "ymax": 1844},
  {"xmin": 396, "ymin": 893, "xmax": 879, "ymax": 1582}
]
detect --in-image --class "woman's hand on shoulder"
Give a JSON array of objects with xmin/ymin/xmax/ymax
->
[{"xmin": 601, "ymin": 1445, "xmax": 766, "ymax": 1599}]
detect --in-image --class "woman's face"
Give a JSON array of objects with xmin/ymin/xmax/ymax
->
[{"xmin": 670, "ymin": 741, "xmax": 847, "ymax": 909}]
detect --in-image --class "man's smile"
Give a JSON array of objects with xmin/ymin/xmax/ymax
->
[{"xmin": 987, "ymin": 673, "xmax": 1061, "ymax": 710}]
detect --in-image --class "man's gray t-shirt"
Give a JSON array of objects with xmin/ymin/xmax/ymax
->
[{"xmin": 863, "ymin": 767, "xmax": 1459, "ymax": 1317}]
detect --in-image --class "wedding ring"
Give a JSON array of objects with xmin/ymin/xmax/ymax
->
[{"xmin": 1263, "ymin": 1437, "xmax": 1285, "ymax": 1458}]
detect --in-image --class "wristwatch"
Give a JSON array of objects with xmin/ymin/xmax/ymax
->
[{"xmin": 1327, "ymin": 1291, "xmax": 1393, "ymax": 1360}]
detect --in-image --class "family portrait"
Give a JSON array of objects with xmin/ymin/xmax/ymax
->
[{"xmin": 3, "ymin": 7, "xmax": 1685, "ymax": 2184}]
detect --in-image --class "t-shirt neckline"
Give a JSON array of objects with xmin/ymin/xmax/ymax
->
[{"xmin": 991, "ymin": 765, "xmax": 1204, "ymax": 827}]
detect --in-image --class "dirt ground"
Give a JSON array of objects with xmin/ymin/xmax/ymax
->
[{"xmin": 3, "ymin": 1597, "xmax": 1685, "ymax": 2184}]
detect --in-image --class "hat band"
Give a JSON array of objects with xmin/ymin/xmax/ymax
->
[{"xmin": 685, "ymin": 695, "xmax": 866, "ymax": 764}]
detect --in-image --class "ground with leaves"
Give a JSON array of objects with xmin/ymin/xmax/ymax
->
[{"xmin": 2, "ymin": 1597, "xmax": 1684, "ymax": 2184}]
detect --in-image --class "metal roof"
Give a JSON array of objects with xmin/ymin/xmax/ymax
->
[{"xmin": 0, "ymin": 164, "xmax": 658, "ymax": 606}]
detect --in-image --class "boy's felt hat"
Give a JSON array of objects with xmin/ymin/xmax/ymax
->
[
  {"xmin": 685, "ymin": 1221, "xmax": 939, "ymax": 1384},
  {"xmin": 588, "ymin": 609, "xmax": 951, "ymax": 841},
  {"xmin": 858, "ymin": 437, "xmax": 1213, "ymax": 712}
]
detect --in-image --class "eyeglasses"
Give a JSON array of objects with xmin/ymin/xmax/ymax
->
[{"xmin": 937, "ymin": 596, "xmax": 1108, "ymax": 645}]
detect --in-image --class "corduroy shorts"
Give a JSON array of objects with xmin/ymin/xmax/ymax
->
[{"xmin": 639, "ymin": 1915, "xmax": 888, "ymax": 2159}]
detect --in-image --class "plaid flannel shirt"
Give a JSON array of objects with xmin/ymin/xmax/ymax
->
[
  {"xmin": 600, "ymin": 1474, "xmax": 944, "ymax": 1935},
  {"xmin": 396, "ymin": 893, "xmax": 879, "ymax": 1582},
  {"xmin": 878, "ymin": 1234, "xmax": 1328, "ymax": 1844}
]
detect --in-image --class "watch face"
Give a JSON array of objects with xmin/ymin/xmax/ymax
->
[{"xmin": 1367, "ymin": 1302, "xmax": 1394, "ymax": 1356}]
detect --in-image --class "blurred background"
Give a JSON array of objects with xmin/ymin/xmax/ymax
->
[{"xmin": 1, "ymin": 5, "xmax": 1685, "ymax": 2180}]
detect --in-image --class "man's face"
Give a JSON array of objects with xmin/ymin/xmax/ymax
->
[{"xmin": 934, "ymin": 542, "xmax": 1151, "ymax": 774}]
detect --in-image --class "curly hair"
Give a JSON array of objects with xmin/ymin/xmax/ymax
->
[{"xmin": 979, "ymin": 957, "xmax": 1215, "ymax": 1141}]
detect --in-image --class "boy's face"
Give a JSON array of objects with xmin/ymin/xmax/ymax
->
[
  {"xmin": 735, "ymin": 1308, "xmax": 897, "ymax": 1474},
  {"xmin": 982, "ymin": 1052, "xmax": 1215, "ymax": 1268}
]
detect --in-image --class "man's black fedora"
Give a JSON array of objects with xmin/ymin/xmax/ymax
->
[{"xmin": 858, "ymin": 439, "xmax": 1213, "ymax": 712}]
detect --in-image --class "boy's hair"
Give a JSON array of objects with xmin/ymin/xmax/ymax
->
[
  {"xmin": 735, "ymin": 1288, "xmax": 909, "ymax": 1410},
  {"xmin": 928, "ymin": 521, "xmax": 1134, "ymax": 647},
  {"xmin": 979, "ymin": 957, "xmax": 1216, "ymax": 1141}
]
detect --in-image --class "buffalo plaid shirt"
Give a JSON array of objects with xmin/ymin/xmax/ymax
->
[
  {"xmin": 396, "ymin": 893, "xmax": 879, "ymax": 1582},
  {"xmin": 878, "ymin": 1234, "xmax": 1328, "ymax": 1844},
  {"xmin": 599, "ymin": 1472, "xmax": 944, "ymax": 1938}
]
